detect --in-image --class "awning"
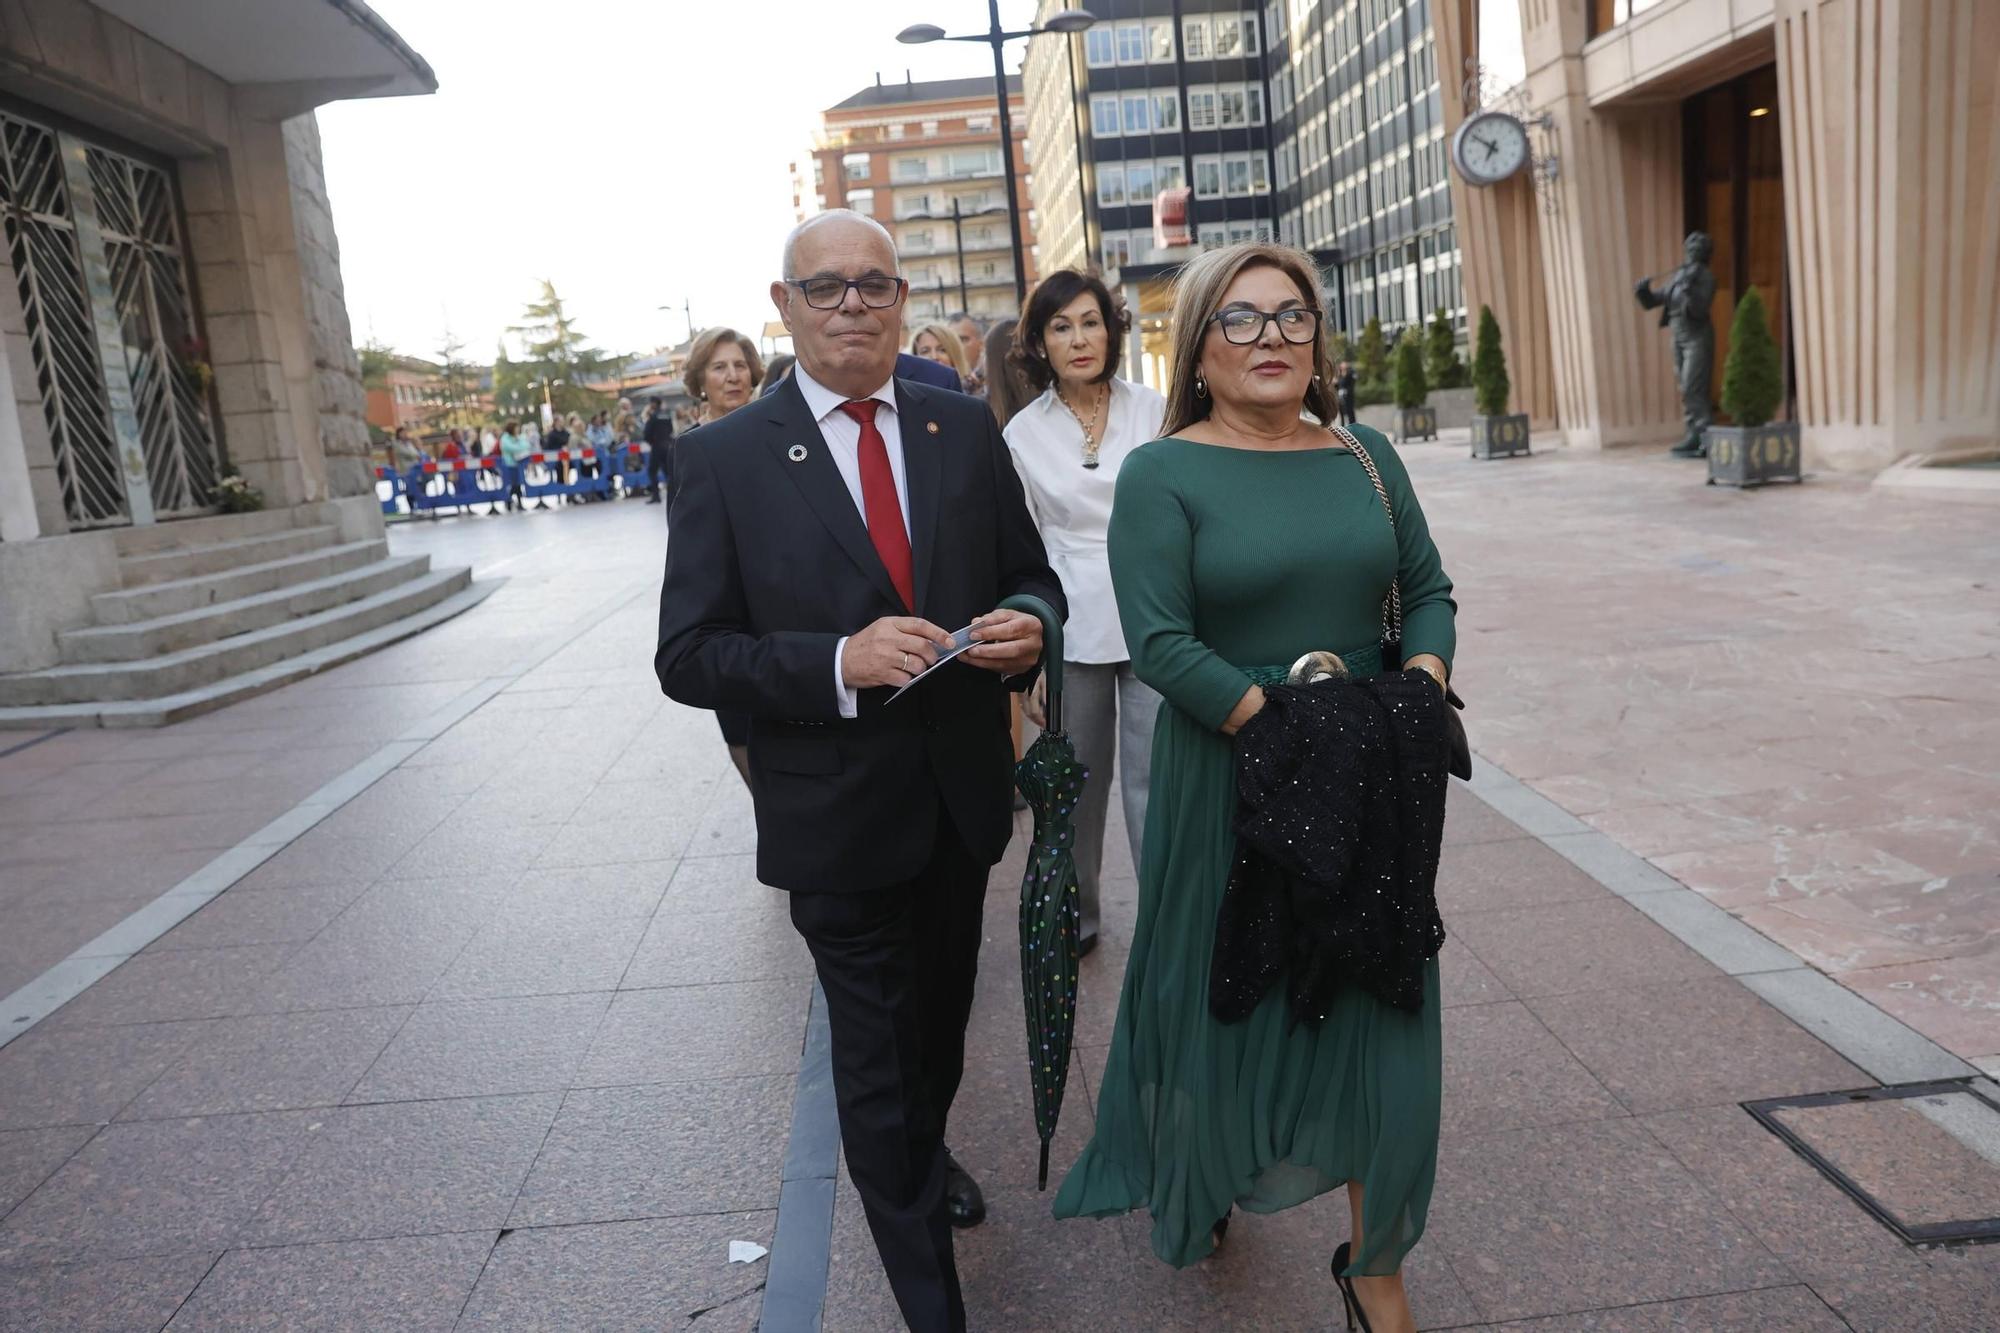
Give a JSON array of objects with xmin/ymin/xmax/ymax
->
[{"xmin": 93, "ymin": 0, "xmax": 436, "ymax": 107}]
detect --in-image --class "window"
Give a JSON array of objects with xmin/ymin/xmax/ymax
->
[
  {"xmin": 966, "ymin": 115, "xmax": 992, "ymax": 133},
  {"xmin": 1243, "ymin": 9, "xmax": 1262, "ymax": 53},
  {"xmin": 1090, "ymin": 94, "xmax": 1121, "ymax": 137},
  {"xmin": 847, "ymin": 188, "xmax": 875, "ymax": 215},
  {"xmin": 1194, "ymin": 155, "xmax": 1222, "ymax": 199},
  {"xmin": 921, "ymin": 121, "xmax": 938, "ymax": 137},
  {"xmin": 1155, "ymin": 158, "xmax": 1186, "ymax": 191},
  {"xmin": 1213, "ymin": 15, "xmax": 1242, "ymax": 57},
  {"xmin": 1102, "ymin": 231, "xmax": 1132, "ymax": 269},
  {"xmin": 1246, "ymin": 86, "xmax": 1265, "ymax": 124},
  {"xmin": 1085, "ymin": 28, "xmax": 1115, "ymax": 67},
  {"xmin": 1117, "ymin": 23, "xmax": 1146, "ymax": 63},
  {"xmin": 1198, "ymin": 223, "xmax": 1227, "ymax": 249},
  {"xmin": 888, "ymin": 123, "xmax": 905, "ymax": 140},
  {"xmin": 842, "ymin": 152, "xmax": 870, "ymax": 182},
  {"xmin": 904, "ymin": 228, "xmax": 934, "ymax": 252},
  {"xmin": 1122, "ymin": 93, "xmax": 1150, "ymax": 134},
  {"xmin": 895, "ymin": 158, "xmax": 927, "ymax": 181},
  {"xmin": 949, "ymin": 148, "xmax": 998, "ymax": 177},
  {"xmin": 1126, "ymin": 161, "xmax": 1156, "ymax": 201},
  {"xmin": 1219, "ymin": 87, "xmax": 1248, "ymax": 127},
  {"xmin": 1097, "ymin": 164, "xmax": 1126, "ymax": 207},
  {"xmin": 1183, "ymin": 17, "xmax": 1209, "ymax": 59},
  {"xmin": 1187, "ymin": 88, "xmax": 1218, "ymax": 130},
  {"xmin": 1225, "ymin": 157, "xmax": 1251, "ymax": 196},
  {"xmin": 1148, "ymin": 20, "xmax": 1175, "ymax": 61},
  {"xmin": 1152, "ymin": 91, "xmax": 1181, "ymax": 131}
]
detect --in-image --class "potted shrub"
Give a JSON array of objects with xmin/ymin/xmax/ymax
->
[
  {"xmin": 1705, "ymin": 287, "xmax": 1799, "ymax": 487},
  {"xmin": 1469, "ymin": 305, "xmax": 1531, "ymax": 459},
  {"xmin": 1392, "ymin": 329, "xmax": 1436, "ymax": 442},
  {"xmin": 1424, "ymin": 307, "xmax": 1467, "ymax": 389}
]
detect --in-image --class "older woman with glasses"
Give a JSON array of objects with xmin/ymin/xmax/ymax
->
[{"xmin": 1053, "ymin": 243, "xmax": 1454, "ymax": 1333}]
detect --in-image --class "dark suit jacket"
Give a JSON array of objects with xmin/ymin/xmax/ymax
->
[
  {"xmin": 655, "ymin": 373, "xmax": 1064, "ymax": 893},
  {"xmin": 897, "ymin": 350, "xmax": 962, "ymax": 393}
]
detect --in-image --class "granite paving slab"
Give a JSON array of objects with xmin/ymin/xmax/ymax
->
[
  {"xmin": 0, "ymin": 1251, "xmax": 218, "ymax": 1333},
  {"xmin": 241, "ymin": 1092, "xmax": 561, "ymax": 1246},
  {"xmin": 428, "ymin": 914, "xmax": 653, "ymax": 1000},
  {"xmin": 0, "ymin": 1110, "xmax": 314, "ymax": 1263},
  {"xmin": 1526, "ymin": 977, "xmax": 1869, "ymax": 1115},
  {"xmin": 0, "ymin": 1021, "xmax": 212, "ymax": 1130},
  {"xmin": 1441, "ymin": 1001, "xmax": 1622, "ymax": 1137},
  {"xmin": 454, "ymin": 1210, "xmax": 773, "ymax": 1331},
  {"xmin": 1448, "ymin": 898, "xmax": 1721, "ymax": 1000},
  {"xmin": 1488, "ymin": 1284, "xmax": 1846, "ymax": 1330},
  {"xmin": 576, "ymin": 980, "xmax": 809, "ymax": 1087},
  {"xmin": 619, "ymin": 903, "xmax": 814, "ymax": 989},
  {"xmin": 1434, "ymin": 836, "xmax": 1614, "ymax": 916},
  {"xmin": 0, "ymin": 1126, "xmax": 94, "ymax": 1217},
  {"xmin": 119, "ymin": 1006, "xmax": 411, "ymax": 1120},
  {"xmin": 41, "ymin": 945, "xmax": 299, "ymax": 1030},
  {"xmin": 140, "ymin": 880, "xmax": 370, "ymax": 954},
  {"xmin": 509, "ymin": 1073, "xmax": 793, "ymax": 1227},
  {"xmin": 161, "ymin": 1231, "xmax": 493, "ymax": 1332}
]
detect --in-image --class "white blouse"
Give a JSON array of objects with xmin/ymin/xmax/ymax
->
[{"xmin": 1003, "ymin": 377, "xmax": 1168, "ymax": 664}]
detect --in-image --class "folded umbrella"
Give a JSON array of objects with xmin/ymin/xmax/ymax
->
[{"xmin": 998, "ymin": 594, "xmax": 1085, "ymax": 1190}]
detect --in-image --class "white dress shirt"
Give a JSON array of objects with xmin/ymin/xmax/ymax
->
[
  {"xmin": 1003, "ymin": 377, "xmax": 1167, "ymax": 664},
  {"xmin": 791, "ymin": 364, "xmax": 910, "ymax": 718}
]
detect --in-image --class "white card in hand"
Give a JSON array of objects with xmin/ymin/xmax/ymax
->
[{"xmin": 888, "ymin": 624, "xmax": 980, "ymax": 701}]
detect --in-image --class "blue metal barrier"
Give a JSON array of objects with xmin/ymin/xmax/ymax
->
[
  {"xmin": 409, "ymin": 457, "xmax": 511, "ymax": 517},
  {"xmin": 610, "ymin": 443, "xmax": 654, "ymax": 499},
  {"xmin": 375, "ymin": 465, "xmax": 410, "ymax": 515},
  {"xmin": 517, "ymin": 449, "xmax": 612, "ymax": 506}
]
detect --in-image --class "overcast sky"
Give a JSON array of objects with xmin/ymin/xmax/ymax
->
[{"xmin": 320, "ymin": 0, "xmax": 1037, "ymax": 364}]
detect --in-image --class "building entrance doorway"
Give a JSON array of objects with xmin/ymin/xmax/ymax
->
[
  {"xmin": 0, "ymin": 104, "xmax": 219, "ymax": 529},
  {"xmin": 1682, "ymin": 63, "xmax": 1791, "ymax": 421}
]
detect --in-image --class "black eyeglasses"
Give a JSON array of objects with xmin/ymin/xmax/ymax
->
[
  {"xmin": 786, "ymin": 275, "xmax": 907, "ymax": 310},
  {"xmin": 1209, "ymin": 306, "xmax": 1321, "ymax": 345}
]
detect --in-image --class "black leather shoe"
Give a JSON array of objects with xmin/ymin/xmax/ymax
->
[
  {"xmin": 943, "ymin": 1150, "xmax": 986, "ymax": 1228},
  {"xmin": 1078, "ymin": 931, "xmax": 1099, "ymax": 959},
  {"xmin": 1668, "ymin": 438, "xmax": 1707, "ymax": 458}
]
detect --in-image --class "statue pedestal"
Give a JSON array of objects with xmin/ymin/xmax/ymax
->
[{"xmin": 1706, "ymin": 423, "xmax": 1803, "ymax": 488}]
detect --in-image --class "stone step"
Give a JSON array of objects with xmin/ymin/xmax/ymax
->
[
  {"xmin": 91, "ymin": 539, "xmax": 391, "ymax": 625},
  {"xmin": 118, "ymin": 525, "xmax": 339, "ymax": 588},
  {"xmin": 111, "ymin": 507, "xmax": 296, "ymax": 557},
  {"xmin": 0, "ymin": 578, "xmax": 502, "ymax": 730},
  {"xmin": 0, "ymin": 567, "xmax": 474, "ymax": 706},
  {"xmin": 59, "ymin": 555, "xmax": 433, "ymax": 663}
]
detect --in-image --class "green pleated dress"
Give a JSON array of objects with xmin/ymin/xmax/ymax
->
[{"xmin": 1052, "ymin": 427, "xmax": 1457, "ymax": 1278}]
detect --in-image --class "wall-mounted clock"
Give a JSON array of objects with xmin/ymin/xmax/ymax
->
[{"xmin": 1451, "ymin": 110, "xmax": 1532, "ymax": 187}]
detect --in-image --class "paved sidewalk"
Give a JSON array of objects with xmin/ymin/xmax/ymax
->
[{"xmin": 0, "ymin": 456, "xmax": 1997, "ymax": 1329}]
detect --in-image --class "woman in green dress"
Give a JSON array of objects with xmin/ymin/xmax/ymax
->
[{"xmin": 1052, "ymin": 242, "xmax": 1455, "ymax": 1333}]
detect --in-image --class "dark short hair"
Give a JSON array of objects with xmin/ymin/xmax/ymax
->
[{"xmin": 1010, "ymin": 269, "xmax": 1126, "ymax": 392}]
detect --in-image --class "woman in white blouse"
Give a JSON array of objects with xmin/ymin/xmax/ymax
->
[{"xmin": 1005, "ymin": 270, "xmax": 1168, "ymax": 955}]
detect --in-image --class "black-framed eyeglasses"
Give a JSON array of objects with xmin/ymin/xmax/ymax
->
[
  {"xmin": 786, "ymin": 275, "xmax": 907, "ymax": 310},
  {"xmin": 1208, "ymin": 306, "xmax": 1321, "ymax": 345}
]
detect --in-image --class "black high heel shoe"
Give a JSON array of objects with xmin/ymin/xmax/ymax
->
[
  {"xmin": 1330, "ymin": 1241, "xmax": 1373, "ymax": 1333},
  {"xmin": 1209, "ymin": 1207, "xmax": 1232, "ymax": 1252}
]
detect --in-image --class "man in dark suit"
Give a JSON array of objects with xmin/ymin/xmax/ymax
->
[
  {"xmin": 897, "ymin": 347, "xmax": 962, "ymax": 392},
  {"xmin": 655, "ymin": 209, "xmax": 1063, "ymax": 1333},
  {"xmin": 641, "ymin": 396, "xmax": 675, "ymax": 502}
]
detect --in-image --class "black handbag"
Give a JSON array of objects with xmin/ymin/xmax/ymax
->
[{"xmin": 1334, "ymin": 427, "xmax": 1472, "ymax": 780}]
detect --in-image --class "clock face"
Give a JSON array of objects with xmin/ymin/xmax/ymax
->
[{"xmin": 1452, "ymin": 112, "xmax": 1531, "ymax": 187}]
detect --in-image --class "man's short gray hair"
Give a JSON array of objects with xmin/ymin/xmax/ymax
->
[{"xmin": 781, "ymin": 210, "xmax": 899, "ymax": 279}]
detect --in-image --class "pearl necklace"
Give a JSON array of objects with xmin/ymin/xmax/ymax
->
[{"xmin": 1057, "ymin": 383, "xmax": 1108, "ymax": 468}]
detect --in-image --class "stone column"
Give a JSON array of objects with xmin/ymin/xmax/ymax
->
[{"xmin": 1774, "ymin": 0, "xmax": 2000, "ymax": 470}]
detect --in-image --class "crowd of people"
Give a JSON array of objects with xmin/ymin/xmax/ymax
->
[{"xmin": 653, "ymin": 209, "xmax": 1455, "ymax": 1333}]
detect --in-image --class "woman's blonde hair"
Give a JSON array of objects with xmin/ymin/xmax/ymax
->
[
  {"xmin": 683, "ymin": 326, "xmax": 765, "ymax": 402},
  {"xmin": 909, "ymin": 322, "xmax": 969, "ymax": 380},
  {"xmin": 1161, "ymin": 241, "xmax": 1340, "ymax": 437}
]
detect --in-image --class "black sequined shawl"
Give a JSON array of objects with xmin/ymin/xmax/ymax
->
[{"xmin": 1209, "ymin": 671, "xmax": 1450, "ymax": 1024}]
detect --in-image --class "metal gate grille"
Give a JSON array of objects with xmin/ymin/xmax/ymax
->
[
  {"xmin": 0, "ymin": 114, "xmax": 127, "ymax": 527},
  {"xmin": 0, "ymin": 108, "xmax": 218, "ymax": 528},
  {"xmin": 88, "ymin": 147, "xmax": 218, "ymax": 517}
]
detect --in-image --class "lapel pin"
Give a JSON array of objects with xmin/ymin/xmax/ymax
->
[
  {"xmin": 787, "ymin": 444, "xmax": 809, "ymax": 462},
  {"xmin": 925, "ymin": 421, "xmax": 940, "ymax": 435}
]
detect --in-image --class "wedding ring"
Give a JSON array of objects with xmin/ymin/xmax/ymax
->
[{"xmin": 901, "ymin": 651, "xmax": 910, "ymax": 672}]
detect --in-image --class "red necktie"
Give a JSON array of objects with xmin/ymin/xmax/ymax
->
[{"xmin": 839, "ymin": 399, "xmax": 914, "ymax": 610}]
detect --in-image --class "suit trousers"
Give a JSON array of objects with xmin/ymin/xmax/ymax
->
[
  {"xmin": 786, "ymin": 801, "xmax": 990, "ymax": 1333},
  {"xmin": 1061, "ymin": 660, "xmax": 1159, "ymax": 939}
]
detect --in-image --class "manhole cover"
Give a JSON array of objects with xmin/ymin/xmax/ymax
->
[{"xmin": 1745, "ymin": 1079, "xmax": 2000, "ymax": 1246}]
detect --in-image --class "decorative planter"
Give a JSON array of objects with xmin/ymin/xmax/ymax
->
[
  {"xmin": 1395, "ymin": 406, "xmax": 1438, "ymax": 443},
  {"xmin": 1705, "ymin": 422, "xmax": 1802, "ymax": 488},
  {"xmin": 1470, "ymin": 413, "xmax": 1531, "ymax": 459}
]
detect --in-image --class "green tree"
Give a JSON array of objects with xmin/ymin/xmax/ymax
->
[
  {"xmin": 357, "ymin": 338, "xmax": 396, "ymax": 390},
  {"xmin": 508, "ymin": 280, "xmax": 614, "ymax": 417},
  {"xmin": 1424, "ymin": 308, "xmax": 1466, "ymax": 389},
  {"xmin": 1472, "ymin": 305, "xmax": 1511, "ymax": 416},
  {"xmin": 427, "ymin": 331, "xmax": 482, "ymax": 431},
  {"xmin": 1327, "ymin": 330, "xmax": 1355, "ymax": 367},
  {"xmin": 1392, "ymin": 328, "xmax": 1428, "ymax": 410},
  {"xmin": 1356, "ymin": 316, "xmax": 1388, "ymax": 387},
  {"xmin": 1720, "ymin": 286, "xmax": 1783, "ymax": 428}
]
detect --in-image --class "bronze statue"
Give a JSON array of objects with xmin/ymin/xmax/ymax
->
[{"xmin": 1635, "ymin": 231, "xmax": 1718, "ymax": 458}]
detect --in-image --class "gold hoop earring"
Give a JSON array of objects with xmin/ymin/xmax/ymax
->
[{"xmin": 1194, "ymin": 374, "xmax": 1207, "ymax": 398}]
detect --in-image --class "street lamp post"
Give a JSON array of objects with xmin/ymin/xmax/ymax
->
[{"xmin": 897, "ymin": 4, "xmax": 1099, "ymax": 309}]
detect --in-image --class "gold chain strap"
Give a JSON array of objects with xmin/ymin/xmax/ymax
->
[{"xmin": 1331, "ymin": 425, "xmax": 1402, "ymax": 645}]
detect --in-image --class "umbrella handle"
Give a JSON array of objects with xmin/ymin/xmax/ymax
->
[{"xmin": 997, "ymin": 594, "xmax": 1064, "ymax": 733}]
